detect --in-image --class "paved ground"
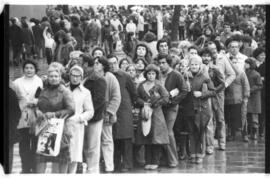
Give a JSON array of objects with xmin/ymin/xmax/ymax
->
[{"xmin": 9, "ymin": 58, "xmax": 265, "ymax": 174}]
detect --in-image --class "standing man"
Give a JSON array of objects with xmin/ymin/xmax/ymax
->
[
  {"xmin": 157, "ymin": 54, "xmax": 188, "ymax": 167},
  {"xmin": 107, "ymin": 55, "xmax": 137, "ymax": 172},
  {"xmin": 10, "ymin": 17, "xmax": 23, "ymax": 66},
  {"xmin": 83, "ymin": 54, "xmax": 107, "ymax": 173},
  {"xmin": 207, "ymin": 41, "xmax": 236, "ymax": 150}
]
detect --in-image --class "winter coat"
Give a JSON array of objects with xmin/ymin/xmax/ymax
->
[
  {"xmin": 83, "ymin": 71, "xmax": 107, "ymax": 123},
  {"xmin": 32, "ymin": 24, "xmax": 44, "ymax": 46},
  {"xmin": 101, "ymin": 25, "xmax": 116, "ymax": 43},
  {"xmin": 9, "ymin": 87, "xmax": 21, "ymax": 144},
  {"xmin": 225, "ymin": 65, "xmax": 250, "ymax": 105},
  {"xmin": 104, "ymin": 72, "xmax": 121, "ymax": 123},
  {"xmin": 10, "ymin": 24, "xmax": 23, "ymax": 47},
  {"xmin": 70, "ymin": 26, "xmax": 84, "ymax": 50},
  {"xmin": 181, "ymin": 69, "xmax": 216, "ymax": 133},
  {"xmin": 53, "ymin": 42, "xmax": 74, "ymax": 66},
  {"xmin": 67, "ymin": 84, "xmax": 94, "ymax": 162},
  {"xmin": 112, "ymin": 70, "xmax": 137, "ymax": 139},
  {"xmin": 37, "ymin": 84, "xmax": 75, "ymax": 118},
  {"xmin": 135, "ymin": 81, "xmax": 169, "ymax": 145},
  {"xmin": 246, "ymin": 69, "xmax": 262, "ymax": 114},
  {"xmin": 84, "ymin": 22, "xmax": 101, "ymax": 42},
  {"xmin": 21, "ymin": 27, "xmax": 35, "ymax": 46}
]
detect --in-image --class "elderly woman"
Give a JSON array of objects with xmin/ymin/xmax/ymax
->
[
  {"xmin": 66, "ymin": 65, "xmax": 94, "ymax": 173},
  {"xmin": 35, "ymin": 62, "xmax": 75, "ymax": 173},
  {"xmin": 13, "ymin": 60, "xmax": 43, "ymax": 173},
  {"xmin": 53, "ymin": 30, "xmax": 74, "ymax": 66},
  {"xmin": 181, "ymin": 55, "xmax": 215, "ymax": 164},
  {"xmin": 136, "ymin": 64, "xmax": 169, "ymax": 170}
]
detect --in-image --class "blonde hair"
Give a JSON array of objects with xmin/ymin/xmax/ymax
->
[{"xmin": 48, "ymin": 62, "xmax": 65, "ymax": 76}]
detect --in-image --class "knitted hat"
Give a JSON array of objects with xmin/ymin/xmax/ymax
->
[{"xmin": 69, "ymin": 65, "xmax": 84, "ymax": 77}]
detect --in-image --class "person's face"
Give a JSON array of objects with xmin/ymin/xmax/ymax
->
[
  {"xmin": 137, "ymin": 46, "xmax": 147, "ymax": 57},
  {"xmin": 224, "ymin": 25, "xmax": 231, "ymax": 33},
  {"xmin": 127, "ymin": 66, "xmax": 136, "ymax": 78},
  {"xmin": 190, "ymin": 60, "xmax": 201, "ymax": 73},
  {"xmin": 205, "ymin": 28, "xmax": 211, "ymax": 35},
  {"xmin": 48, "ymin": 71, "xmax": 61, "ymax": 85},
  {"xmin": 147, "ymin": 70, "xmax": 157, "ymax": 82},
  {"xmin": 189, "ymin": 49, "xmax": 198, "ymax": 57},
  {"xmin": 108, "ymin": 57, "xmax": 119, "ymax": 73},
  {"xmin": 136, "ymin": 60, "xmax": 145, "ymax": 71},
  {"xmin": 229, "ymin": 41, "xmax": 240, "ymax": 56},
  {"xmin": 24, "ymin": 63, "xmax": 36, "ymax": 78},
  {"xmin": 208, "ymin": 44, "xmax": 218, "ymax": 58},
  {"xmin": 202, "ymin": 53, "xmax": 212, "ymax": 65},
  {"xmin": 257, "ymin": 52, "xmax": 265, "ymax": 63},
  {"xmin": 158, "ymin": 58, "xmax": 170, "ymax": 73},
  {"xmin": 94, "ymin": 59, "xmax": 104, "ymax": 73},
  {"xmin": 158, "ymin": 42, "xmax": 169, "ymax": 55},
  {"xmin": 70, "ymin": 70, "xmax": 82, "ymax": 85},
  {"xmin": 120, "ymin": 60, "xmax": 129, "ymax": 71},
  {"xmin": 179, "ymin": 61, "xmax": 188, "ymax": 72},
  {"xmin": 93, "ymin": 50, "xmax": 103, "ymax": 58},
  {"xmin": 244, "ymin": 62, "xmax": 250, "ymax": 70},
  {"xmin": 105, "ymin": 20, "xmax": 109, "ymax": 25}
]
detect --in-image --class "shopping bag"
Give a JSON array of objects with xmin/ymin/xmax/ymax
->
[
  {"xmin": 36, "ymin": 115, "xmax": 68, "ymax": 157},
  {"xmin": 141, "ymin": 103, "xmax": 153, "ymax": 136}
]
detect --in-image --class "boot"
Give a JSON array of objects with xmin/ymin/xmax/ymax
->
[
  {"xmin": 179, "ymin": 135, "xmax": 187, "ymax": 160},
  {"xmin": 251, "ymin": 128, "xmax": 258, "ymax": 140}
]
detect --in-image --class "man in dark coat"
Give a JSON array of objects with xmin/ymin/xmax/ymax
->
[
  {"xmin": 82, "ymin": 54, "xmax": 107, "ymax": 173},
  {"xmin": 9, "ymin": 17, "xmax": 23, "ymax": 65},
  {"xmin": 32, "ymin": 19, "xmax": 44, "ymax": 59},
  {"xmin": 8, "ymin": 86, "xmax": 21, "ymax": 173},
  {"xmin": 157, "ymin": 54, "xmax": 188, "ymax": 167},
  {"xmin": 107, "ymin": 54, "xmax": 137, "ymax": 172}
]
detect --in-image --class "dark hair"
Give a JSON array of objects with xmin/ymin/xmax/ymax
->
[
  {"xmin": 133, "ymin": 43, "xmax": 152, "ymax": 64},
  {"xmin": 92, "ymin": 47, "xmax": 106, "ymax": 57},
  {"xmin": 107, "ymin": 54, "xmax": 119, "ymax": 62},
  {"xmin": 143, "ymin": 64, "xmax": 160, "ymax": 80},
  {"xmin": 54, "ymin": 30, "xmax": 70, "ymax": 44},
  {"xmin": 253, "ymin": 47, "xmax": 265, "ymax": 59},
  {"xmin": 157, "ymin": 54, "xmax": 172, "ymax": 66},
  {"xmin": 81, "ymin": 54, "xmax": 94, "ymax": 67},
  {"xmin": 156, "ymin": 38, "xmax": 170, "ymax": 51},
  {"xmin": 242, "ymin": 35, "xmax": 252, "ymax": 45},
  {"xmin": 119, "ymin": 58, "xmax": 130, "ymax": 69},
  {"xmin": 134, "ymin": 58, "xmax": 148, "ymax": 69},
  {"xmin": 94, "ymin": 56, "xmax": 110, "ymax": 72},
  {"xmin": 22, "ymin": 59, "xmax": 38, "ymax": 73},
  {"xmin": 199, "ymin": 47, "xmax": 212, "ymax": 56},
  {"xmin": 188, "ymin": 45, "xmax": 199, "ymax": 53}
]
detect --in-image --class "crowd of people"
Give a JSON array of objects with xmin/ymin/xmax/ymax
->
[{"xmin": 8, "ymin": 4, "xmax": 265, "ymax": 174}]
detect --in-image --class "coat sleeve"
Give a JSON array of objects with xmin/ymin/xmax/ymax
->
[
  {"xmin": 79, "ymin": 90, "xmax": 94, "ymax": 123},
  {"xmin": 241, "ymin": 72, "xmax": 250, "ymax": 99},
  {"xmin": 126, "ymin": 74, "xmax": 138, "ymax": 106},
  {"xmin": 106, "ymin": 76, "xmax": 121, "ymax": 116},
  {"xmin": 169, "ymin": 72, "xmax": 188, "ymax": 105},
  {"xmin": 136, "ymin": 83, "xmax": 147, "ymax": 107},
  {"xmin": 223, "ymin": 56, "xmax": 236, "ymax": 88},
  {"xmin": 213, "ymin": 67, "xmax": 225, "ymax": 93},
  {"xmin": 250, "ymin": 72, "xmax": 263, "ymax": 94},
  {"xmin": 55, "ymin": 88, "xmax": 75, "ymax": 118},
  {"xmin": 201, "ymin": 78, "xmax": 216, "ymax": 99},
  {"xmin": 153, "ymin": 84, "xmax": 169, "ymax": 107}
]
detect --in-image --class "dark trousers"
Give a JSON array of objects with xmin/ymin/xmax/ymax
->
[
  {"xmin": 133, "ymin": 144, "xmax": 145, "ymax": 166},
  {"xmin": 114, "ymin": 138, "xmax": 133, "ymax": 170},
  {"xmin": 12, "ymin": 45, "xmax": 22, "ymax": 64},
  {"xmin": 18, "ymin": 128, "xmax": 37, "ymax": 173},
  {"xmin": 145, "ymin": 144, "xmax": 162, "ymax": 165},
  {"xmin": 247, "ymin": 113, "xmax": 259, "ymax": 130},
  {"xmin": 225, "ymin": 104, "xmax": 242, "ymax": 137},
  {"xmin": 178, "ymin": 26, "xmax": 185, "ymax": 40},
  {"xmin": 138, "ymin": 31, "xmax": 144, "ymax": 41},
  {"xmin": 45, "ymin": 48, "xmax": 53, "ymax": 65},
  {"xmin": 186, "ymin": 117, "xmax": 205, "ymax": 158}
]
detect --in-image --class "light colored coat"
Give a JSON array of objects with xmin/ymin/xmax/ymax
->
[
  {"xmin": 67, "ymin": 84, "xmax": 94, "ymax": 162},
  {"xmin": 13, "ymin": 75, "xmax": 43, "ymax": 129}
]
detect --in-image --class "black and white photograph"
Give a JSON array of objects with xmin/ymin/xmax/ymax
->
[{"xmin": 4, "ymin": 1, "xmax": 268, "ymax": 175}]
